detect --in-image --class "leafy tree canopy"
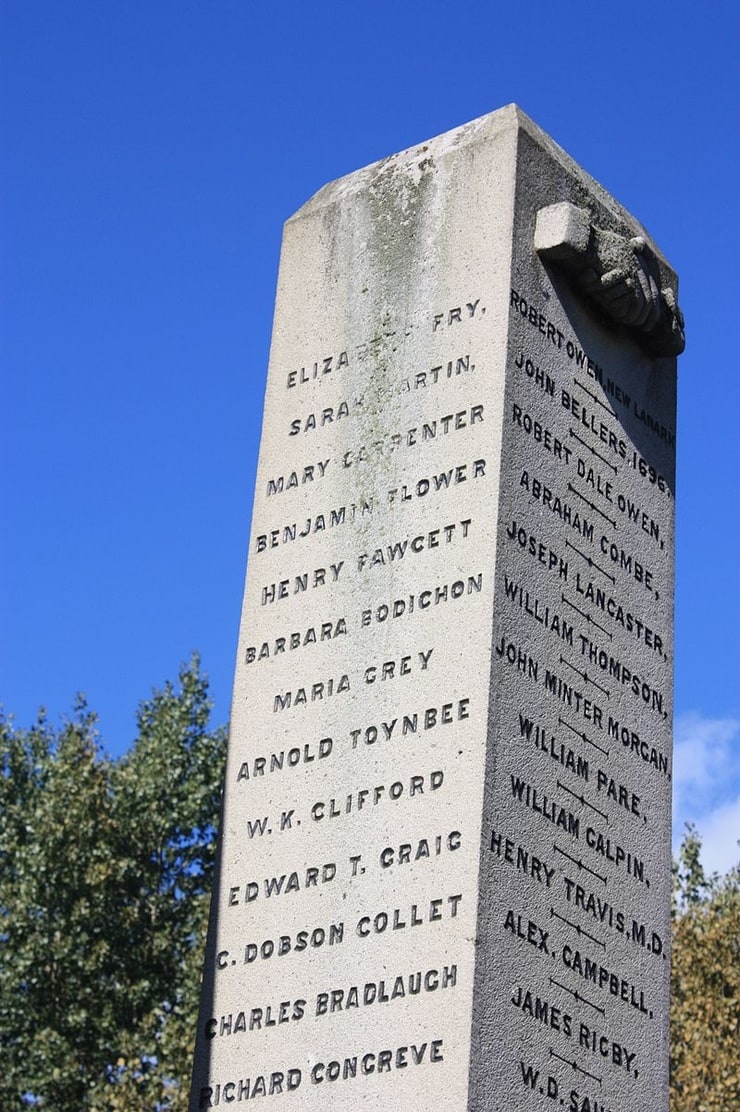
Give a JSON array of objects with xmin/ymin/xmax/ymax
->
[
  {"xmin": 0, "ymin": 657, "xmax": 226, "ymax": 1110},
  {"xmin": 670, "ymin": 825, "xmax": 740, "ymax": 1112}
]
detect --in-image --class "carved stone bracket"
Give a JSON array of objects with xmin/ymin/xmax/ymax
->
[{"xmin": 535, "ymin": 202, "xmax": 685, "ymax": 356}]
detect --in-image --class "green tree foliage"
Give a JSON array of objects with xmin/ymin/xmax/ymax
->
[
  {"xmin": 670, "ymin": 826, "xmax": 740, "ymax": 1111},
  {"xmin": 0, "ymin": 658, "xmax": 226, "ymax": 1110}
]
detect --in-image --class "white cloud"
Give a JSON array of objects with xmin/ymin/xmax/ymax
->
[
  {"xmin": 672, "ymin": 712, "xmax": 740, "ymax": 876},
  {"xmin": 697, "ymin": 795, "xmax": 740, "ymax": 877}
]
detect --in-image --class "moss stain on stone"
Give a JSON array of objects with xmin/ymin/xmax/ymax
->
[{"xmin": 344, "ymin": 152, "xmax": 438, "ymax": 515}]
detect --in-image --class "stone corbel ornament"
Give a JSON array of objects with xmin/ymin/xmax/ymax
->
[{"xmin": 534, "ymin": 202, "xmax": 685, "ymax": 357}]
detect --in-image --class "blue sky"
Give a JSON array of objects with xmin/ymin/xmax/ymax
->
[{"xmin": 3, "ymin": 1, "xmax": 739, "ymax": 875}]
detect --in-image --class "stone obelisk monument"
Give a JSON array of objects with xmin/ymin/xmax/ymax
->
[{"xmin": 191, "ymin": 106, "xmax": 683, "ymax": 1111}]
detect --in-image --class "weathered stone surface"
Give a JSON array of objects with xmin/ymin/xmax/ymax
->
[{"xmin": 190, "ymin": 106, "xmax": 679, "ymax": 1111}]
